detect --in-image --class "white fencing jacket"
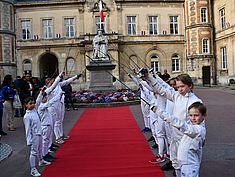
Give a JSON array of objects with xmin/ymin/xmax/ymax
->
[
  {"xmin": 156, "ymin": 108, "xmax": 206, "ymax": 166},
  {"xmin": 148, "ymin": 74, "xmax": 202, "ymax": 141}
]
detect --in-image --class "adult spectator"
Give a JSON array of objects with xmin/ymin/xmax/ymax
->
[
  {"xmin": 31, "ymin": 77, "xmax": 41, "ymax": 99},
  {"xmin": 2, "ymin": 75, "xmax": 16, "ymax": 131},
  {"xmin": 161, "ymin": 69, "xmax": 171, "ymax": 82},
  {"xmin": 61, "ymin": 83, "xmax": 77, "ymax": 111},
  {"xmin": 13, "ymin": 76, "xmax": 23, "ymax": 117},
  {"xmin": 0, "ymin": 83, "xmax": 7, "ymax": 135}
]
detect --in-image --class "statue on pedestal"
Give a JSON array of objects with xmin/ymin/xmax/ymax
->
[{"xmin": 93, "ymin": 30, "xmax": 109, "ymax": 60}]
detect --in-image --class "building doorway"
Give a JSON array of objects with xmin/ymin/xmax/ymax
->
[
  {"xmin": 202, "ymin": 66, "xmax": 211, "ymax": 86},
  {"xmin": 39, "ymin": 53, "xmax": 59, "ymax": 79}
]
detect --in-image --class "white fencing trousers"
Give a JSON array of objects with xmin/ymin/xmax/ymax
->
[
  {"xmin": 29, "ymin": 135, "xmax": 42, "ymax": 168},
  {"xmin": 141, "ymin": 101, "xmax": 151, "ymax": 128},
  {"xmin": 53, "ymin": 102, "xmax": 62, "ymax": 140},
  {"xmin": 164, "ymin": 122, "xmax": 173, "ymax": 146},
  {"xmin": 156, "ymin": 118, "xmax": 168, "ymax": 157},
  {"xmin": 150, "ymin": 111, "xmax": 158, "ymax": 143},
  {"xmin": 170, "ymin": 139, "xmax": 181, "ymax": 170},
  {"xmin": 181, "ymin": 164, "xmax": 199, "ymax": 177},
  {"xmin": 58, "ymin": 102, "xmax": 65, "ymax": 138},
  {"xmin": 41, "ymin": 125, "xmax": 52, "ymax": 157}
]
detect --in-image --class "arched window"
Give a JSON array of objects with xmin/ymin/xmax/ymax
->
[
  {"xmin": 66, "ymin": 57, "xmax": 75, "ymax": 75},
  {"xmin": 151, "ymin": 55, "xmax": 159, "ymax": 73},
  {"xmin": 23, "ymin": 59, "xmax": 32, "ymax": 74},
  {"xmin": 172, "ymin": 54, "xmax": 180, "ymax": 72}
]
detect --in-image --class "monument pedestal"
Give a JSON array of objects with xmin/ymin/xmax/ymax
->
[{"xmin": 86, "ymin": 60, "xmax": 116, "ymax": 92}]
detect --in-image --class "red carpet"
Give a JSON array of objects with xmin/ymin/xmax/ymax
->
[{"xmin": 42, "ymin": 106, "xmax": 165, "ymax": 177}]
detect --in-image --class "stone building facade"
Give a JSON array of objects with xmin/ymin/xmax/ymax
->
[
  {"xmin": 0, "ymin": 0, "xmax": 16, "ymax": 83},
  {"xmin": 213, "ymin": 0, "xmax": 235, "ymax": 85},
  {"xmin": 0, "ymin": 0, "xmax": 234, "ymax": 88}
]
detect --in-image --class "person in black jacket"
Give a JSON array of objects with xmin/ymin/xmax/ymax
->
[{"xmin": 61, "ymin": 84, "xmax": 77, "ymax": 111}]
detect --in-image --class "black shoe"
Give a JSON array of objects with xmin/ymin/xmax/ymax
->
[
  {"xmin": 49, "ymin": 147, "xmax": 57, "ymax": 152},
  {"xmin": 161, "ymin": 161, "xmax": 174, "ymax": 171},
  {"xmin": 43, "ymin": 155, "xmax": 54, "ymax": 162},
  {"xmin": 47, "ymin": 153, "xmax": 57, "ymax": 160},
  {"xmin": 151, "ymin": 144, "xmax": 158, "ymax": 149},
  {"xmin": 0, "ymin": 131, "xmax": 7, "ymax": 135},
  {"xmin": 147, "ymin": 136, "xmax": 155, "ymax": 142},
  {"xmin": 52, "ymin": 143, "xmax": 60, "ymax": 148},
  {"xmin": 173, "ymin": 170, "xmax": 176, "ymax": 176},
  {"xmin": 141, "ymin": 127, "xmax": 151, "ymax": 133}
]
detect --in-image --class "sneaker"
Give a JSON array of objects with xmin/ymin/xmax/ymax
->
[
  {"xmin": 62, "ymin": 135, "xmax": 70, "ymax": 140},
  {"xmin": 0, "ymin": 131, "xmax": 7, "ymax": 135},
  {"xmin": 8, "ymin": 127, "xmax": 16, "ymax": 131},
  {"xmin": 164, "ymin": 153, "xmax": 170, "ymax": 160},
  {"xmin": 141, "ymin": 127, "xmax": 151, "ymax": 133},
  {"xmin": 161, "ymin": 161, "xmax": 174, "ymax": 171},
  {"xmin": 73, "ymin": 107, "xmax": 78, "ymax": 110},
  {"xmin": 66, "ymin": 108, "xmax": 70, "ymax": 111},
  {"xmin": 150, "ymin": 144, "xmax": 158, "ymax": 149},
  {"xmin": 149, "ymin": 154, "xmax": 165, "ymax": 164},
  {"xmin": 52, "ymin": 143, "xmax": 60, "ymax": 148},
  {"xmin": 49, "ymin": 147, "xmax": 57, "ymax": 152},
  {"xmin": 147, "ymin": 136, "xmax": 155, "ymax": 142},
  {"xmin": 55, "ymin": 138, "xmax": 64, "ymax": 144},
  {"xmin": 30, "ymin": 168, "xmax": 41, "ymax": 177},
  {"xmin": 39, "ymin": 159, "xmax": 51, "ymax": 167},
  {"xmin": 43, "ymin": 155, "xmax": 54, "ymax": 162}
]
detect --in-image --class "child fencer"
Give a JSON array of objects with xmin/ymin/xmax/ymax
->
[
  {"xmin": 23, "ymin": 97, "xmax": 51, "ymax": 177},
  {"xmin": 152, "ymin": 102, "xmax": 207, "ymax": 177},
  {"xmin": 37, "ymin": 89, "xmax": 62, "ymax": 162},
  {"xmin": 45, "ymin": 71, "xmax": 82, "ymax": 144},
  {"xmin": 146, "ymin": 71, "xmax": 202, "ymax": 177},
  {"xmin": 128, "ymin": 69, "xmax": 152, "ymax": 132}
]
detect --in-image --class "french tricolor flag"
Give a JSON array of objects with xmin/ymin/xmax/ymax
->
[{"xmin": 99, "ymin": 0, "xmax": 104, "ymax": 22}]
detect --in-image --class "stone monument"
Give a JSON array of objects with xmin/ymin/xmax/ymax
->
[{"xmin": 86, "ymin": 30, "xmax": 116, "ymax": 91}]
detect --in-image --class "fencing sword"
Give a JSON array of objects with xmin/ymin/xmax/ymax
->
[
  {"xmin": 125, "ymin": 45, "xmax": 150, "ymax": 69},
  {"xmin": 85, "ymin": 54, "xmax": 150, "ymax": 106}
]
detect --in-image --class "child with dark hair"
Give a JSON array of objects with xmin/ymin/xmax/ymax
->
[
  {"xmin": 152, "ymin": 102, "xmax": 207, "ymax": 177},
  {"xmin": 23, "ymin": 96, "xmax": 51, "ymax": 177}
]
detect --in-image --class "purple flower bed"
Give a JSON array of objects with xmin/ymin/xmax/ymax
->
[{"xmin": 72, "ymin": 89, "xmax": 140, "ymax": 104}]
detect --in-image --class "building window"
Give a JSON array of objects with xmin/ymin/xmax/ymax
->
[
  {"xmin": 170, "ymin": 16, "xmax": 178, "ymax": 35},
  {"xmin": 149, "ymin": 16, "xmax": 158, "ymax": 35},
  {"xmin": 96, "ymin": 16, "xmax": 105, "ymax": 32},
  {"xmin": 221, "ymin": 47, "xmax": 227, "ymax": 69},
  {"xmin": 202, "ymin": 38, "xmax": 209, "ymax": 53},
  {"xmin": 23, "ymin": 59, "xmax": 32, "ymax": 74},
  {"xmin": 66, "ymin": 58, "xmax": 75, "ymax": 75},
  {"xmin": 201, "ymin": 8, "xmax": 207, "ymax": 23},
  {"xmin": 64, "ymin": 18, "xmax": 75, "ymax": 38},
  {"xmin": 151, "ymin": 55, "xmax": 159, "ymax": 72},
  {"xmin": 219, "ymin": 8, "xmax": 226, "ymax": 29},
  {"xmin": 127, "ymin": 16, "xmax": 136, "ymax": 35},
  {"xmin": 172, "ymin": 55, "xmax": 180, "ymax": 72},
  {"xmin": 21, "ymin": 20, "xmax": 31, "ymax": 40},
  {"xmin": 42, "ymin": 19, "xmax": 53, "ymax": 39}
]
